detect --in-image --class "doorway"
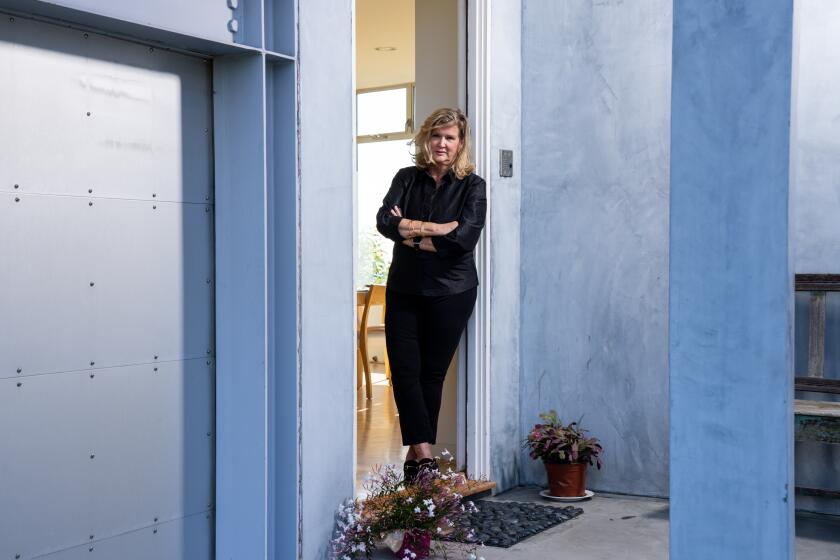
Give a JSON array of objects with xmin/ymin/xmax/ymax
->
[{"xmin": 354, "ymin": 0, "xmax": 467, "ymax": 492}]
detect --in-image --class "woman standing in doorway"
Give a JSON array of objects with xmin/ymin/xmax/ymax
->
[{"xmin": 376, "ymin": 108, "xmax": 486, "ymax": 483}]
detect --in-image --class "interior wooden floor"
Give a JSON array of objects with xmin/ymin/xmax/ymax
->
[{"xmin": 356, "ymin": 368, "xmax": 407, "ymax": 493}]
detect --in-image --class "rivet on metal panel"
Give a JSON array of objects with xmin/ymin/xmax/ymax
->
[
  {"xmin": 90, "ymin": 282, "xmax": 95, "ymax": 287},
  {"xmin": 205, "ymin": 195, "xmax": 210, "ymax": 201},
  {"xmin": 88, "ymin": 189, "xmax": 93, "ymax": 194},
  {"xmin": 86, "ymin": 112, "xmax": 91, "ymax": 116},
  {"xmin": 154, "ymin": 355, "xmax": 158, "ymax": 360},
  {"xmin": 153, "ymin": 205, "xmax": 157, "ymax": 210},
  {"xmin": 16, "ymin": 368, "xmax": 21, "ymax": 374},
  {"xmin": 89, "ymin": 374, "xmax": 95, "ymax": 379},
  {"xmin": 90, "ymin": 361, "xmax": 95, "ymax": 366},
  {"xmin": 228, "ymin": 0, "xmax": 239, "ymax": 9},
  {"xmin": 153, "ymin": 528, "xmax": 158, "ymax": 534},
  {"xmin": 83, "ymin": 33, "xmax": 88, "ymax": 39},
  {"xmin": 149, "ymin": 47, "xmax": 155, "ymax": 53},
  {"xmin": 206, "ymin": 360, "xmax": 211, "ymax": 366},
  {"xmin": 89, "ymin": 202, "xmax": 93, "ymax": 207},
  {"xmin": 205, "ymin": 206, "xmax": 210, "ymax": 213},
  {"xmin": 9, "ymin": 16, "xmax": 14, "ymax": 22},
  {"xmin": 14, "ymin": 197, "xmax": 19, "ymax": 202},
  {"xmin": 204, "ymin": 128, "xmax": 208, "ymax": 133},
  {"xmin": 14, "ymin": 184, "xmax": 19, "ymax": 189},
  {"xmin": 154, "ymin": 367, "xmax": 158, "ymax": 372},
  {"xmin": 154, "ymin": 517, "xmax": 158, "ymax": 522},
  {"xmin": 89, "ymin": 546, "xmax": 94, "ymax": 552},
  {"xmin": 227, "ymin": 18, "xmax": 239, "ymax": 33},
  {"xmin": 152, "ymin": 193, "xmax": 156, "ymax": 198},
  {"xmin": 90, "ymin": 454, "xmax": 95, "ymax": 459},
  {"xmin": 206, "ymin": 349, "xmax": 211, "ymax": 354},
  {"xmin": 16, "ymin": 382, "xmax": 22, "ymax": 387},
  {"xmin": 16, "ymin": 554, "xmax": 20, "ymax": 559},
  {"xmin": 206, "ymin": 432, "xmax": 211, "ymax": 437},
  {"xmin": 206, "ymin": 278, "xmax": 211, "ymax": 284},
  {"xmin": 89, "ymin": 534, "xmax": 94, "ymax": 540}
]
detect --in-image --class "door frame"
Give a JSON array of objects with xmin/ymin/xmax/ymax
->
[
  {"xmin": 350, "ymin": 0, "xmax": 491, "ymax": 481},
  {"xmin": 462, "ymin": 0, "xmax": 492, "ymax": 481}
]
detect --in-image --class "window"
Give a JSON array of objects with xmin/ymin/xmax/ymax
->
[{"xmin": 356, "ymin": 83, "xmax": 414, "ymax": 143}]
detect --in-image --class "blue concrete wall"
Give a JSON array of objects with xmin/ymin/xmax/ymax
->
[
  {"xmin": 669, "ymin": 1, "xmax": 794, "ymax": 558},
  {"xmin": 791, "ymin": 0, "xmax": 840, "ymax": 516},
  {"xmin": 488, "ymin": 0, "xmax": 523, "ymax": 493},
  {"xmin": 520, "ymin": 0, "xmax": 672, "ymax": 496}
]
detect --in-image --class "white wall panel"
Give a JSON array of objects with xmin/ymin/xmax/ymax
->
[
  {"xmin": 0, "ymin": 193, "xmax": 213, "ymax": 377},
  {"xmin": 33, "ymin": 512, "xmax": 213, "ymax": 560},
  {"xmin": 0, "ymin": 14, "xmax": 214, "ymax": 560},
  {"xmin": 10, "ymin": 0, "xmax": 237, "ymax": 46},
  {"xmin": 0, "ymin": 360, "xmax": 213, "ymax": 559},
  {"xmin": 0, "ymin": 15, "xmax": 213, "ymax": 204}
]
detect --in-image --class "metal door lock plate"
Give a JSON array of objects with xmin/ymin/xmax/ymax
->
[{"xmin": 500, "ymin": 149, "xmax": 513, "ymax": 177}]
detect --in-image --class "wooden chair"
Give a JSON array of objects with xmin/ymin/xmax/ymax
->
[
  {"xmin": 794, "ymin": 274, "xmax": 840, "ymax": 500},
  {"xmin": 358, "ymin": 284, "xmax": 391, "ymax": 400}
]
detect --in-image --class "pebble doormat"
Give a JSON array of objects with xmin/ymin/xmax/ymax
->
[{"xmin": 444, "ymin": 500, "xmax": 584, "ymax": 548}]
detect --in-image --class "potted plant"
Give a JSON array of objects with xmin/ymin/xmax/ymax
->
[
  {"xmin": 523, "ymin": 410, "xmax": 603, "ymax": 497},
  {"xmin": 331, "ymin": 464, "xmax": 481, "ymax": 559}
]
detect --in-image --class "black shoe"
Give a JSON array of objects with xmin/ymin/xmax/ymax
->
[
  {"xmin": 403, "ymin": 459, "xmax": 419, "ymax": 484},
  {"xmin": 417, "ymin": 458, "xmax": 440, "ymax": 479}
]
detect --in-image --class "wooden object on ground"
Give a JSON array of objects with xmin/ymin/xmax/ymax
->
[
  {"xmin": 793, "ymin": 273, "xmax": 840, "ymax": 499},
  {"xmin": 357, "ymin": 290, "xmax": 366, "ymax": 392},
  {"xmin": 455, "ymin": 479, "xmax": 497, "ymax": 499},
  {"xmin": 358, "ymin": 285, "xmax": 392, "ymax": 399},
  {"xmin": 361, "ymin": 476, "xmax": 497, "ymax": 514}
]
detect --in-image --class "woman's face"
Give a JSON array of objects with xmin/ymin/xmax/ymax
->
[{"xmin": 429, "ymin": 124, "xmax": 462, "ymax": 168}]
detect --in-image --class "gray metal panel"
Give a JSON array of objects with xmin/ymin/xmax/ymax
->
[
  {"xmin": 0, "ymin": 13, "xmax": 214, "ymax": 560},
  {"xmin": 4, "ymin": 0, "xmax": 237, "ymax": 46},
  {"xmin": 0, "ymin": 360, "xmax": 213, "ymax": 559},
  {"xmin": 0, "ymin": 15, "xmax": 213, "ymax": 204},
  {"xmin": 0, "ymin": 193, "xmax": 213, "ymax": 377},
  {"xmin": 33, "ymin": 512, "xmax": 213, "ymax": 560}
]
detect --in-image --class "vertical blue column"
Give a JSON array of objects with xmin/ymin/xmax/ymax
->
[
  {"xmin": 670, "ymin": 2, "xmax": 794, "ymax": 559},
  {"xmin": 213, "ymin": 54, "xmax": 269, "ymax": 560}
]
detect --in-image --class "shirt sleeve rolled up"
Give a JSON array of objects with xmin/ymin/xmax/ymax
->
[{"xmin": 376, "ymin": 171, "xmax": 407, "ymax": 243}]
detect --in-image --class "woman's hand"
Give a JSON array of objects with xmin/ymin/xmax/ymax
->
[
  {"xmin": 433, "ymin": 221, "xmax": 459, "ymax": 236},
  {"xmin": 402, "ymin": 237, "xmax": 437, "ymax": 252}
]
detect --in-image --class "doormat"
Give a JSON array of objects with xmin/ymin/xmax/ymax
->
[{"xmin": 443, "ymin": 499, "xmax": 583, "ymax": 548}]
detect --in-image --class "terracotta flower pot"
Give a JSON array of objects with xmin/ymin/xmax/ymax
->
[{"xmin": 544, "ymin": 461, "xmax": 587, "ymax": 497}]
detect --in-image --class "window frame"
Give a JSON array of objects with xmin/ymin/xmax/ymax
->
[{"xmin": 355, "ymin": 82, "xmax": 415, "ymax": 144}]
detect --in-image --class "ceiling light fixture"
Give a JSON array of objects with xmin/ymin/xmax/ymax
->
[{"xmin": 374, "ymin": 46, "xmax": 397, "ymax": 51}]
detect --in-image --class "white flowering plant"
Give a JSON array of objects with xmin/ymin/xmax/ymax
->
[{"xmin": 331, "ymin": 461, "xmax": 482, "ymax": 560}]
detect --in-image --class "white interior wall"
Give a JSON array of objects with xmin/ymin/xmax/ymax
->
[
  {"xmin": 415, "ymin": 0, "xmax": 459, "ymax": 124},
  {"xmin": 414, "ymin": 0, "xmax": 462, "ymax": 459},
  {"xmin": 355, "ymin": 0, "xmax": 414, "ymax": 90}
]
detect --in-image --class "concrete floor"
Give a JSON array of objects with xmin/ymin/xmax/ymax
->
[{"xmin": 370, "ymin": 486, "xmax": 840, "ymax": 559}]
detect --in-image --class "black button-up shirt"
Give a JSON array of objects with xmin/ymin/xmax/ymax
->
[{"xmin": 376, "ymin": 166, "xmax": 487, "ymax": 296}]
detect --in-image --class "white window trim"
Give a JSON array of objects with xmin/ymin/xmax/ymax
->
[{"xmin": 355, "ymin": 82, "xmax": 415, "ymax": 143}]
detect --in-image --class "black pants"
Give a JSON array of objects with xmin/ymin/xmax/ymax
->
[{"xmin": 385, "ymin": 287, "xmax": 477, "ymax": 446}]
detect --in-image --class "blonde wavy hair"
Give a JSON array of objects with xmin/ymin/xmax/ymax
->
[{"xmin": 412, "ymin": 108, "xmax": 475, "ymax": 179}]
